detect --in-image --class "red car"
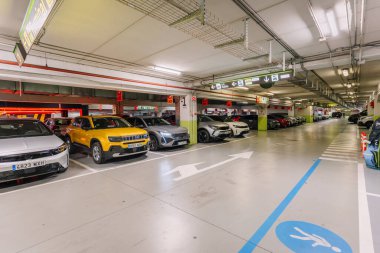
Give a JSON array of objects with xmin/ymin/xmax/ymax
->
[{"xmin": 268, "ymin": 115, "xmax": 290, "ymax": 128}]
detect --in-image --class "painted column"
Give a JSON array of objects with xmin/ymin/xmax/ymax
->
[
  {"xmin": 258, "ymin": 105, "xmax": 268, "ymax": 131},
  {"xmin": 288, "ymin": 106, "xmax": 295, "ymax": 117},
  {"xmin": 113, "ymin": 102, "xmax": 123, "ymax": 115},
  {"xmin": 303, "ymin": 106, "xmax": 314, "ymax": 123},
  {"xmin": 179, "ymin": 95, "xmax": 198, "ymax": 144},
  {"xmin": 374, "ymin": 94, "xmax": 380, "ymax": 121}
]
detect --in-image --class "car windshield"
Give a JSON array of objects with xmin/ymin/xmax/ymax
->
[
  {"xmin": 0, "ymin": 120, "xmax": 53, "ymax": 139},
  {"xmin": 199, "ymin": 115, "xmax": 215, "ymax": 122},
  {"xmin": 143, "ymin": 118, "xmax": 170, "ymax": 126},
  {"xmin": 93, "ymin": 117, "xmax": 131, "ymax": 129},
  {"xmin": 54, "ymin": 119, "xmax": 71, "ymax": 126}
]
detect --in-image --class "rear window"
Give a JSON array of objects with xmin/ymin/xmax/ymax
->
[
  {"xmin": 54, "ymin": 119, "xmax": 71, "ymax": 126},
  {"xmin": 0, "ymin": 120, "xmax": 52, "ymax": 139},
  {"xmin": 93, "ymin": 117, "xmax": 131, "ymax": 129}
]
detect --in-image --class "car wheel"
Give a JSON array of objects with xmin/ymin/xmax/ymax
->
[
  {"xmin": 198, "ymin": 129, "xmax": 210, "ymax": 143},
  {"xmin": 366, "ymin": 121, "xmax": 373, "ymax": 129},
  {"xmin": 149, "ymin": 135, "xmax": 159, "ymax": 151},
  {"xmin": 66, "ymin": 136, "xmax": 75, "ymax": 154},
  {"xmin": 91, "ymin": 142, "xmax": 105, "ymax": 164}
]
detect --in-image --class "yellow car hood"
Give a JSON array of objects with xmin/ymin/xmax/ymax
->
[{"xmin": 94, "ymin": 127, "xmax": 147, "ymax": 136}]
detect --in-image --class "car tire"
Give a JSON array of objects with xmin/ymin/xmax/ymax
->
[
  {"xmin": 91, "ymin": 142, "xmax": 105, "ymax": 164},
  {"xmin": 198, "ymin": 129, "xmax": 210, "ymax": 143},
  {"xmin": 66, "ymin": 136, "xmax": 75, "ymax": 154},
  {"xmin": 366, "ymin": 121, "xmax": 373, "ymax": 129},
  {"xmin": 149, "ymin": 135, "xmax": 159, "ymax": 151}
]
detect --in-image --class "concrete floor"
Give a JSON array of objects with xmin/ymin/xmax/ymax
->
[{"xmin": 0, "ymin": 119, "xmax": 379, "ymax": 253}]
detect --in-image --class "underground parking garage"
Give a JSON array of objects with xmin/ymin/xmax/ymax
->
[{"xmin": 0, "ymin": 0, "xmax": 380, "ymax": 252}]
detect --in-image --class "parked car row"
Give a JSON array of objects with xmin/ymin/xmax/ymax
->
[
  {"xmin": 358, "ymin": 115, "xmax": 374, "ymax": 129},
  {"xmin": 348, "ymin": 110, "xmax": 367, "ymax": 124}
]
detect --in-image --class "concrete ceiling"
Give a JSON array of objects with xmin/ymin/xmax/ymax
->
[{"xmin": 0, "ymin": 0, "xmax": 379, "ymax": 107}]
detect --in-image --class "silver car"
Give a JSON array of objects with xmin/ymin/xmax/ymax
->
[
  {"xmin": 0, "ymin": 118, "xmax": 69, "ymax": 183},
  {"xmin": 197, "ymin": 115, "xmax": 232, "ymax": 143},
  {"xmin": 124, "ymin": 116, "xmax": 190, "ymax": 151}
]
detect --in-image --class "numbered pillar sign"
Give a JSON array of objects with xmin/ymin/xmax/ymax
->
[
  {"xmin": 116, "ymin": 91, "xmax": 123, "ymax": 102},
  {"xmin": 167, "ymin": 95, "xmax": 174, "ymax": 104},
  {"xmin": 202, "ymin": 98, "xmax": 208, "ymax": 106},
  {"xmin": 226, "ymin": 100, "xmax": 232, "ymax": 107},
  {"xmin": 192, "ymin": 96, "xmax": 197, "ymax": 102}
]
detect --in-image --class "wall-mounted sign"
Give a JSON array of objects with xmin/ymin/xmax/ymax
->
[
  {"xmin": 256, "ymin": 96, "xmax": 269, "ymax": 104},
  {"xmin": 134, "ymin": 106, "xmax": 156, "ymax": 110},
  {"xmin": 202, "ymin": 98, "xmax": 208, "ymax": 106},
  {"xmin": 19, "ymin": 0, "xmax": 58, "ymax": 53},
  {"xmin": 116, "ymin": 91, "xmax": 123, "ymax": 102},
  {"xmin": 192, "ymin": 96, "xmax": 197, "ymax": 102},
  {"xmin": 167, "ymin": 95, "xmax": 174, "ymax": 104},
  {"xmin": 226, "ymin": 100, "xmax": 232, "ymax": 107},
  {"xmin": 210, "ymin": 70, "xmax": 293, "ymax": 91},
  {"xmin": 13, "ymin": 43, "xmax": 27, "ymax": 66}
]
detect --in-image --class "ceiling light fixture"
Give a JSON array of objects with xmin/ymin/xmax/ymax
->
[
  {"xmin": 152, "ymin": 66, "xmax": 181, "ymax": 75},
  {"xmin": 326, "ymin": 9, "xmax": 339, "ymax": 37},
  {"xmin": 237, "ymin": 86, "xmax": 249, "ymax": 90},
  {"xmin": 342, "ymin": 68, "xmax": 349, "ymax": 77},
  {"xmin": 347, "ymin": 83, "xmax": 352, "ymax": 88}
]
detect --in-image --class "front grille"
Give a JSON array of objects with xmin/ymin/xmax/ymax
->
[
  {"xmin": 173, "ymin": 133, "xmax": 189, "ymax": 140},
  {"xmin": 122, "ymin": 134, "xmax": 148, "ymax": 141},
  {"xmin": 122, "ymin": 146, "xmax": 147, "ymax": 154},
  {"xmin": 0, "ymin": 150, "xmax": 54, "ymax": 163},
  {"xmin": 0, "ymin": 163, "xmax": 61, "ymax": 182},
  {"xmin": 219, "ymin": 126, "xmax": 230, "ymax": 131}
]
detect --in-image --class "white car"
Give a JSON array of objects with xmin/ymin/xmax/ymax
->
[
  {"xmin": 207, "ymin": 115, "xmax": 250, "ymax": 137},
  {"xmin": 358, "ymin": 116, "xmax": 374, "ymax": 129},
  {"xmin": 0, "ymin": 118, "xmax": 69, "ymax": 183}
]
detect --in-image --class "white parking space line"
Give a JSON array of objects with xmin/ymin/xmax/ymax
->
[
  {"xmin": 147, "ymin": 151, "xmax": 168, "ymax": 157},
  {"xmin": 0, "ymin": 136, "xmax": 255, "ymax": 195},
  {"xmin": 358, "ymin": 163, "xmax": 375, "ymax": 253},
  {"xmin": 319, "ymin": 157, "xmax": 358, "ymax": 163},
  {"xmin": 70, "ymin": 159, "xmax": 98, "ymax": 172},
  {"xmin": 367, "ymin": 192, "xmax": 380, "ymax": 198}
]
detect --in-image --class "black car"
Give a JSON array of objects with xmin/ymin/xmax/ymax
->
[
  {"xmin": 348, "ymin": 110, "xmax": 367, "ymax": 124},
  {"xmin": 332, "ymin": 112, "xmax": 343, "ymax": 118},
  {"xmin": 238, "ymin": 115, "xmax": 280, "ymax": 130}
]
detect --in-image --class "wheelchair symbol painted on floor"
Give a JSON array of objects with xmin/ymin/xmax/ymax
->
[{"xmin": 276, "ymin": 221, "xmax": 352, "ymax": 253}]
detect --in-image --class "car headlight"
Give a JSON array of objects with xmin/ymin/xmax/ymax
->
[
  {"xmin": 143, "ymin": 134, "xmax": 149, "ymax": 139},
  {"xmin": 52, "ymin": 143, "xmax": 68, "ymax": 155},
  {"xmin": 159, "ymin": 131, "xmax": 172, "ymax": 137},
  {"xmin": 108, "ymin": 136, "xmax": 123, "ymax": 142},
  {"xmin": 209, "ymin": 125, "xmax": 219, "ymax": 130}
]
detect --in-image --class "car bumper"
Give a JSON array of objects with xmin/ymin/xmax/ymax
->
[
  {"xmin": 211, "ymin": 129, "xmax": 232, "ymax": 139},
  {"xmin": 232, "ymin": 127, "xmax": 250, "ymax": 136},
  {"xmin": 105, "ymin": 144, "xmax": 149, "ymax": 158},
  {"xmin": 0, "ymin": 150, "xmax": 69, "ymax": 183},
  {"xmin": 160, "ymin": 138, "xmax": 190, "ymax": 147}
]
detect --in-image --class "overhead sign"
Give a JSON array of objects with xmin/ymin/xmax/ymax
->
[
  {"xmin": 19, "ymin": 0, "xmax": 58, "ymax": 53},
  {"xmin": 276, "ymin": 221, "xmax": 352, "ymax": 253},
  {"xmin": 226, "ymin": 100, "xmax": 232, "ymax": 107},
  {"xmin": 13, "ymin": 43, "xmax": 27, "ymax": 66},
  {"xmin": 167, "ymin": 95, "xmax": 174, "ymax": 104},
  {"xmin": 210, "ymin": 70, "xmax": 293, "ymax": 91},
  {"xmin": 116, "ymin": 91, "xmax": 123, "ymax": 102},
  {"xmin": 202, "ymin": 98, "xmax": 208, "ymax": 106},
  {"xmin": 256, "ymin": 96, "xmax": 269, "ymax": 104},
  {"xmin": 134, "ymin": 106, "xmax": 156, "ymax": 110}
]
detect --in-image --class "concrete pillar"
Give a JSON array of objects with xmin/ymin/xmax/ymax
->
[
  {"xmin": 113, "ymin": 102, "xmax": 123, "ymax": 115},
  {"xmin": 178, "ymin": 95, "xmax": 197, "ymax": 144},
  {"xmin": 298, "ymin": 105, "xmax": 314, "ymax": 123},
  {"xmin": 258, "ymin": 105, "xmax": 268, "ymax": 131},
  {"xmin": 288, "ymin": 106, "xmax": 295, "ymax": 117}
]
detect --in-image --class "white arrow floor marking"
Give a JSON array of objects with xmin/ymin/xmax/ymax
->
[{"xmin": 164, "ymin": 151, "xmax": 253, "ymax": 181}]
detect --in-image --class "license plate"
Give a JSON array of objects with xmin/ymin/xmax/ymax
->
[
  {"xmin": 128, "ymin": 143, "xmax": 143, "ymax": 149},
  {"xmin": 178, "ymin": 141, "xmax": 187, "ymax": 145},
  {"xmin": 16, "ymin": 160, "xmax": 46, "ymax": 170}
]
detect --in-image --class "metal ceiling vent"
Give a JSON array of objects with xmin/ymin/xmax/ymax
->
[{"xmin": 116, "ymin": 0, "xmax": 267, "ymax": 60}]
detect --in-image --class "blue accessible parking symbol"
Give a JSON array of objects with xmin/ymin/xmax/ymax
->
[{"xmin": 276, "ymin": 221, "xmax": 352, "ymax": 253}]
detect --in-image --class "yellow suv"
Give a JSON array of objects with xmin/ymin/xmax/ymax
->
[{"xmin": 65, "ymin": 116, "xmax": 149, "ymax": 164}]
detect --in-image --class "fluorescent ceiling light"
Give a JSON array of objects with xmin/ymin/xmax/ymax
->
[
  {"xmin": 237, "ymin": 86, "xmax": 249, "ymax": 90},
  {"xmin": 266, "ymin": 92, "xmax": 274, "ymax": 96},
  {"xmin": 152, "ymin": 66, "xmax": 181, "ymax": 75},
  {"xmin": 326, "ymin": 9, "xmax": 339, "ymax": 37},
  {"xmin": 347, "ymin": 83, "xmax": 352, "ymax": 88}
]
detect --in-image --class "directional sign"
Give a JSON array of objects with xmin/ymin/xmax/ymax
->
[
  {"xmin": 164, "ymin": 151, "xmax": 253, "ymax": 181},
  {"xmin": 276, "ymin": 221, "xmax": 352, "ymax": 253},
  {"xmin": 210, "ymin": 70, "xmax": 293, "ymax": 90}
]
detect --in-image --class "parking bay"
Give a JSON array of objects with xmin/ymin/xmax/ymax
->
[{"xmin": 0, "ymin": 119, "xmax": 378, "ymax": 253}]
